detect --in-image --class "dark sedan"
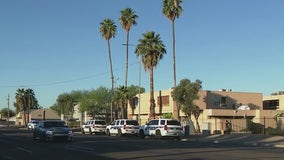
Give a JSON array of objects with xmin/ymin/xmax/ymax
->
[{"xmin": 33, "ymin": 120, "xmax": 73, "ymax": 142}]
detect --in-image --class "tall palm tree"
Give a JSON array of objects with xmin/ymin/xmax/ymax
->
[
  {"xmin": 100, "ymin": 18, "xmax": 117, "ymax": 121},
  {"xmin": 119, "ymin": 8, "xmax": 138, "ymax": 88},
  {"xmin": 119, "ymin": 8, "xmax": 138, "ymax": 119},
  {"xmin": 162, "ymin": 0, "xmax": 183, "ymax": 119},
  {"xmin": 135, "ymin": 31, "xmax": 166, "ymax": 120}
]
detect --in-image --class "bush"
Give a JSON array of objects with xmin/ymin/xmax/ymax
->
[
  {"xmin": 67, "ymin": 121, "xmax": 81, "ymax": 128},
  {"xmin": 265, "ymin": 127, "xmax": 278, "ymax": 135}
]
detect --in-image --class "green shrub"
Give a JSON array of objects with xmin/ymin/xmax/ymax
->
[
  {"xmin": 67, "ymin": 121, "xmax": 81, "ymax": 128},
  {"xmin": 265, "ymin": 127, "xmax": 278, "ymax": 135}
]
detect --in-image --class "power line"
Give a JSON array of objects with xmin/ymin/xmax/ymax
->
[{"xmin": 0, "ymin": 61, "xmax": 139, "ymax": 88}]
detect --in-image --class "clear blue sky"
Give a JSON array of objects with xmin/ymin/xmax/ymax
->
[{"xmin": 1, "ymin": 0, "xmax": 284, "ymax": 109}]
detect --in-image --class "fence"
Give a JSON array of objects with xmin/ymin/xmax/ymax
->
[{"xmin": 203, "ymin": 117, "xmax": 278, "ymax": 135}]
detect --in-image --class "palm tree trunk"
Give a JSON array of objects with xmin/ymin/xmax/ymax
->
[
  {"xmin": 149, "ymin": 66, "xmax": 155, "ymax": 120},
  {"xmin": 172, "ymin": 20, "xmax": 180, "ymax": 120},
  {"xmin": 107, "ymin": 40, "xmax": 114, "ymax": 121},
  {"xmin": 124, "ymin": 31, "xmax": 130, "ymax": 119},
  {"xmin": 125, "ymin": 31, "xmax": 129, "ymax": 88},
  {"xmin": 172, "ymin": 21, "xmax": 176, "ymax": 87}
]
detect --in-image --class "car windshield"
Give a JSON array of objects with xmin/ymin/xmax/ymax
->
[
  {"xmin": 44, "ymin": 121, "xmax": 66, "ymax": 128},
  {"xmin": 167, "ymin": 120, "xmax": 181, "ymax": 126},
  {"xmin": 95, "ymin": 121, "xmax": 106, "ymax": 125},
  {"xmin": 126, "ymin": 120, "xmax": 139, "ymax": 125}
]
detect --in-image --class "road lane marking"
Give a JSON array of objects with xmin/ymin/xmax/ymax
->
[
  {"xmin": 16, "ymin": 147, "xmax": 32, "ymax": 153},
  {"xmin": 65, "ymin": 145, "xmax": 98, "ymax": 154}
]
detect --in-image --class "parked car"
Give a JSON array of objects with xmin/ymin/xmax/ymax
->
[
  {"xmin": 81, "ymin": 119, "xmax": 107, "ymax": 135},
  {"xmin": 139, "ymin": 119, "xmax": 184, "ymax": 139},
  {"xmin": 27, "ymin": 120, "xmax": 39, "ymax": 130},
  {"xmin": 33, "ymin": 120, "xmax": 73, "ymax": 142},
  {"xmin": 106, "ymin": 119, "xmax": 140, "ymax": 136}
]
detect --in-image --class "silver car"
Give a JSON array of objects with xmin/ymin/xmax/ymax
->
[{"xmin": 33, "ymin": 120, "xmax": 73, "ymax": 142}]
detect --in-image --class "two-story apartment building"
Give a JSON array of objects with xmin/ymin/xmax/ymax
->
[{"xmin": 128, "ymin": 89, "xmax": 284, "ymax": 134}]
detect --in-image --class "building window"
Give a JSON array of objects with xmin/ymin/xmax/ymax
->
[
  {"xmin": 263, "ymin": 100, "xmax": 279, "ymax": 110},
  {"xmin": 221, "ymin": 96, "xmax": 227, "ymax": 106},
  {"xmin": 157, "ymin": 95, "xmax": 169, "ymax": 106}
]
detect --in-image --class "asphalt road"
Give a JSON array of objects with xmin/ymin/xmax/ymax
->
[{"xmin": 0, "ymin": 127, "xmax": 283, "ymax": 160}]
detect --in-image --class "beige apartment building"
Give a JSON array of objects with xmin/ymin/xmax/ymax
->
[{"xmin": 128, "ymin": 89, "xmax": 284, "ymax": 134}]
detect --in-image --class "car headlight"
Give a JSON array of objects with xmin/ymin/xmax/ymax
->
[
  {"xmin": 68, "ymin": 130, "xmax": 73, "ymax": 135},
  {"xmin": 46, "ymin": 130, "xmax": 53, "ymax": 135}
]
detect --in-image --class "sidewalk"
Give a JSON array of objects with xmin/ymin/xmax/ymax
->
[{"xmin": 182, "ymin": 133, "xmax": 284, "ymax": 148}]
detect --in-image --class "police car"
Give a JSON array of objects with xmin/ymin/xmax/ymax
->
[
  {"xmin": 81, "ymin": 119, "xmax": 107, "ymax": 135},
  {"xmin": 105, "ymin": 119, "xmax": 140, "ymax": 136},
  {"xmin": 139, "ymin": 119, "xmax": 184, "ymax": 139}
]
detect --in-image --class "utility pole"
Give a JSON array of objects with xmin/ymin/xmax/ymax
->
[{"xmin": 7, "ymin": 94, "xmax": 10, "ymax": 127}]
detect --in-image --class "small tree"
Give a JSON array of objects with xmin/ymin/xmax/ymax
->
[
  {"xmin": 274, "ymin": 112, "xmax": 284, "ymax": 122},
  {"xmin": 0, "ymin": 108, "xmax": 16, "ymax": 118},
  {"xmin": 171, "ymin": 79, "xmax": 202, "ymax": 132}
]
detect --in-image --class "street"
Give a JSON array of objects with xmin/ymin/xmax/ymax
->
[{"xmin": 0, "ymin": 127, "xmax": 283, "ymax": 160}]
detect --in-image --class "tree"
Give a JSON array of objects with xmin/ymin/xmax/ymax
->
[
  {"xmin": 15, "ymin": 88, "xmax": 26, "ymax": 114},
  {"xmin": 162, "ymin": 0, "xmax": 183, "ymax": 119},
  {"xmin": 162, "ymin": 0, "xmax": 183, "ymax": 87},
  {"xmin": 56, "ymin": 93, "xmax": 76, "ymax": 118},
  {"xmin": 14, "ymin": 88, "xmax": 39, "ymax": 126},
  {"xmin": 100, "ymin": 18, "xmax": 117, "ymax": 121},
  {"xmin": 135, "ymin": 31, "xmax": 166, "ymax": 120},
  {"xmin": 119, "ymin": 8, "xmax": 138, "ymax": 88},
  {"xmin": 127, "ymin": 85, "xmax": 145, "ymax": 115},
  {"xmin": 79, "ymin": 87, "xmax": 111, "ymax": 121},
  {"xmin": 0, "ymin": 108, "xmax": 15, "ymax": 118},
  {"xmin": 171, "ymin": 79, "xmax": 202, "ymax": 132},
  {"xmin": 113, "ymin": 85, "xmax": 129, "ymax": 119}
]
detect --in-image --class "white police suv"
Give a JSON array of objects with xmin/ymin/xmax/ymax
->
[
  {"xmin": 106, "ymin": 119, "xmax": 140, "ymax": 136},
  {"xmin": 139, "ymin": 119, "xmax": 184, "ymax": 139},
  {"xmin": 81, "ymin": 120, "xmax": 107, "ymax": 135}
]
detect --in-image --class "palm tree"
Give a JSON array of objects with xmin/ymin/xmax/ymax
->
[
  {"xmin": 113, "ymin": 85, "xmax": 129, "ymax": 119},
  {"xmin": 162, "ymin": 0, "xmax": 183, "ymax": 87},
  {"xmin": 100, "ymin": 18, "xmax": 117, "ymax": 121},
  {"xmin": 119, "ymin": 8, "xmax": 138, "ymax": 88},
  {"xmin": 14, "ymin": 88, "xmax": 39, "ymax": 126},
  {"xmin": 135, "ymin": 31, "xmax": 166, "ymax": 120},
  {"xmin": 162, "ymin": 0, "xmax": 183, "ymax": 119},
  {"xmin": 25, "ymin": 88, "xmax": 38, "ymax": 122},
  {"xmin": 15, "ymin": 88, "xmax": 26, "ymax": 124},
  {"xmin": 119, "ymin": 8, "xmax": 138, "ymax": 119}
]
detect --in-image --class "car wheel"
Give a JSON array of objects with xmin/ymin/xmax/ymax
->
[
  {"xmin": 118, "ymin": 129, "xmax": 122, "ymax": 137},
  {"xmin": 81, "ymin": 128, "xmax": 85, "ymax": 134},
  {"xmin": 139, "ymin": 130, "xmax": 145, "ymax": 139},
  {"xmin": 106, "ymin": 129, "xmax": 110, "ymax": 136},
  {"xmin": 155, "ymin": 130, "xmax": 162, "ymax": 139},
  {"xmin": 89, "ymin": 128, "xmax": 93, "ymax": 135},
  {"xmin": 175, "ymin": 136, "xmax": 181, "ymax": 141},
  {"xmin": 33, "ymin": 132, "xmax": 37, "ymax": 140},
  {"xmin": 39, "ymin": 133, "xmax": 47, "ymax": 142}
]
